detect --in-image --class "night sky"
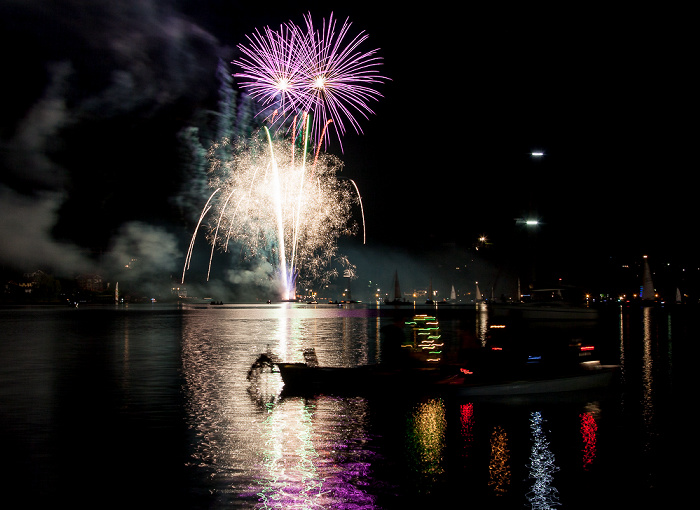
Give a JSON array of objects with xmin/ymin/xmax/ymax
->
[{"xmin": 0, "ymin": 1, "xmax": 688, "ymax": 299}]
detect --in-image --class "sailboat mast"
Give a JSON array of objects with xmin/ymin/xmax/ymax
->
[
  {"xmin": 642, "ymin": 255, "xmax": 655, "ymax": 301},
  {"xmin": 394, "ymin": 270, "xmax": 401, "ymax": 301}
]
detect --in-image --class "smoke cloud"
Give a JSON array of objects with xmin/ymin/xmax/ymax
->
[
  {"xmin": 0, "ymin": 0, "xmax": 223, "ymax": 289},
  {"xmin": 0, "ymin": 186, "xmax": 95, "ymax": 275}
]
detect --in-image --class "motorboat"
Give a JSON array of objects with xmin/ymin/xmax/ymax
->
[
  {"xmin": 436, "ymin": 360, "xmax": 617, "ymax": 397},
  {"xmin": 248, "ymin": 347, "xmax": 618, "ymax": 398}
]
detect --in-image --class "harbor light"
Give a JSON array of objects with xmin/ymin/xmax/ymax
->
[{"xmin": 515, "ymin": 217, "xmax": 541, "ymax": 226}]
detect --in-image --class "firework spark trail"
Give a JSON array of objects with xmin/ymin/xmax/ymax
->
[
  {"xmin": 264, "ymin": 126, "xmax": 289, "ymax": 295},
  {"xmin": 233, "ymin": 12, "xmax": 387, "ymax": 151},
  {"xmin": 348, "ymin": 178, "xmax": 366, "ymax": 245},
  {"xmin": 182, "ymin": 130, "xmax": 360, "ymax": 300},
  {"xmin": 182, "ymin": 13, "xmax": 379, "ymax": 298},
  {"xmin": 234, "ymin": 23, "xmax": 308, "ymax": 120},
  {"xmin": 207, "ymin": 186, "xmax": 239, "ymax": 281},
  {"xmin": 289, "ymin": 118, "xmax": 310, "ymax": 285},
  {"xmin": 182, "ymin": 189, "xmax": 219, "ymax": 284},
  {"xmin": 312, "ymin": 119, "xmax": 333, "ymax": 174},
  {"xmin": 299, "ymin": 12, "xmax": 386, "ymax": 150}
]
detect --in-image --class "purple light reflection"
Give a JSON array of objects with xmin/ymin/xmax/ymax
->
[{"xmin": 253, "ymin": 396, "xmax": 381, "ymax": 509}]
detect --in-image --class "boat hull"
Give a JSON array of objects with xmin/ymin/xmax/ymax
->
[
  {"xmin": 441, "ymin": 365, "xmax": 617, "ymax": 397},
  {"xmin": 275, "ymin": 362, "xmax": 618, "ymax": 397},
  {"xmin": 276, "ymin": 363, "xmax": 444, "ymax": 394}
]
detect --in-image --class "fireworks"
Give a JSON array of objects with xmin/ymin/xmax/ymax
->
[
  {"xmin": 182, "ymin": 13, "xmax": 380, "ymax": 300},
  {"xmin": 234, "ymin": 23, "xmax": 308, "ymax": 119},
  {"xmin": 233, "ymin": 12, "xmax": 387, "ymax": 151},
  {"xmin": 182, "ymin": 126, "xmax": 365, "ymax": 301}
]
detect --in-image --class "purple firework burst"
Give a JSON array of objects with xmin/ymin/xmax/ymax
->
[
  {"xmin": 233, "ymin": 12, "xmax": 387, "ymax": 151},
  {"xmin": 234, "ymin": 23, "xmax": 308, "ymax": 117}
]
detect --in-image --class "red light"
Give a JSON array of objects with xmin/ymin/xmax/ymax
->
[
  {"xmin": 491, "ymin": 346, "xmax": 503, "ymax": 351},
  {"xmin": 580, "ymin": 346, "xmax": 595, "ymax": 352},
  {"xmin": 460, "ymin": 368, "xmax": 474, "ymax": 375},
  {"xmin": 581, "ymin": 412, "xmax": 598, "ymax": 469}
]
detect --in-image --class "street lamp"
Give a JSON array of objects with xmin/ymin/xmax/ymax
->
[{"xmin": 515, "ymin": 218, "xmax": 541, "ymax": 226}]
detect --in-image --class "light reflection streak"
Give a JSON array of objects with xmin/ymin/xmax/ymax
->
[
  {"xmin": 580, "ymin": 412, "xmax": 598, "ymax": 470},
  {"xmin": 256, "ymin": 399, "xmax": 326, "ymax": 509},
  {"xmin": 488, "ymin": 425, "xmax": 511, "ymax": 495},
  {"xmin": 405, "ymin": 315, "xmax": 443, "ymax": 363},
  {"xmin": 619, "ymin": 310, "xmax": 626, "ymax": 388},
  {"xmin": 117, "ymin": 314, "xmax": 130, "ymax": 396},
  {"xmin": 642, "ymin": 306, "xmax": 654, "ymax": 445},
  {"xmin": 476, "ymin": 302, "xmax": 489, "ymax": 346},
  {"xmin": 405, "ymin": 398, "xmax": 446, "ymax": 491},
  {"xmin": 526, "ymin": 411, "xmax": 560, "ymax": 509},
  {"xmin": 256, "ymin": 397, "xmax": 378, "ymax": 509},
  {"xmin": 181, "ymin": 308, "xmax": 380, "ymax": 508},
  {"xmin": 460, "ymin": 403, "xmax": 475, "ymax": 458}
]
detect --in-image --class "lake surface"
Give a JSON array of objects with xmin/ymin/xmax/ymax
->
[{"xmin": 0, "ymin": 302, "xmax": 678, "ymax": 508}]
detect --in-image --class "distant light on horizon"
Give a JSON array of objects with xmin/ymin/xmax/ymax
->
[
  {"xmin": 531, "ymin": 151, "xmax": 544, "ymax": 157},
  {"xmin": 515, "ymin": 217, "xmax": 541, "ymax": 226}
]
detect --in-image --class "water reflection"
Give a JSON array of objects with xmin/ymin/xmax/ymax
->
[
  {"xmin": 641, "ymin": 307, "xmax": 654, "ymax": 451},
  {"xmin": 405, "ymin": 398, "xmax": 446, "ymax": 494},
  {"xmin": 175, "ymin": 304, "xmax": 675, "ymax": 507},
  {"xmin": 488, "ymin": 424, "xmax": 511, "ymax": 496},
  {"xmin": 527, "ymin": 411, "xmax": 560, "ymax": 509},
  {"xmin": 476, "ymin": 302, "xmax": 489, "ymax": 346},
  {"xmin": 180, "ymin": 305, "xmax": 381, "ymax": 508},
  {"xmin": 460, "ymin": 403, "xmax": 475, "ymax": 459},
  {"xmin": 618, "ymin": 310, "xmax": 626, "ymax": 388},
  {"xmin": 254, "ymin": 396, "xmax": 380, "ymax": 509},
  {"xmin": 580, "ymin": 411, "xmax": 598, "ymax": 470},
  {"xmin": 0, "ymin": 303, "xmax": 676, "ymax": 508}
]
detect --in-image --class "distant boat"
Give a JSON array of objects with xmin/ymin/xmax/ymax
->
[
  {"xmin": 475, "ymin": 283, "xmax": 483, "ymax": 302},
  {"xmin": 426, "ymin": 278, "xmax": 434, "ymax": 304},
  {"xmin": 450, "ymin": 285, "xmax": 456, "ymax": 301},
  {"xmin": 642, "ymin": 256, "xmax": 655, "ymax": 301},
  {"xmin": 490, "ymin": 288, "xmax": 599, "ymax": 321},
  {"xmin": 385, "ymin": 270, "xmax": 409, "ymax": 305}
]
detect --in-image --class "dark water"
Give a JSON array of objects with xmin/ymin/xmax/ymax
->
[{"xmin": 0, "ymin": 303, "xmax": 678, "ymax": 508}]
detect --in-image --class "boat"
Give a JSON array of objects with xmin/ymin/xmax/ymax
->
[
  {"xmin": 275, "ymin": 362, "xmax": 447, "ymax": 394},
  {"xmin": 250, "ymin": 347, "xmax": 618, "ymax": 398},
  {"xmin": 642, "ymin": 255, "xmax": 655, "ymax": 302},
  {"xmin": 489, "ymin": 288, "xmax": 600, "ymax": 322},
  {"xmin": 271, "ymin": 358, "xmax": 616, "ymax": 397},
  {"xmin": 384, "ymin": 270, "xmax": 411, "ymax": 305},
  {"xmin": 437, "ymin": 361, "xmax": 617, "ymax": 397}
]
